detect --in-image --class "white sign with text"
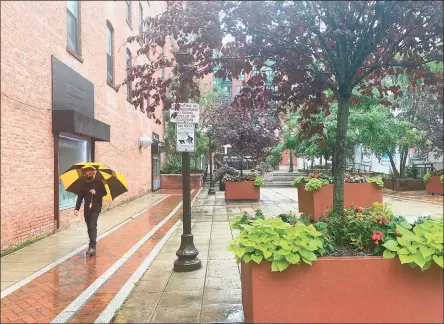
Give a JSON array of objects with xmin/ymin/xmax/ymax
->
[
  {"xmin": 170, "ymin": 103, "xmax": 200, "ymax": 124},
  {"xmin": 176, "ymin": 123, "xmax": 196, "ymax": 152}
]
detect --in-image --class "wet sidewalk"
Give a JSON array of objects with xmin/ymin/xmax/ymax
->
[
  {"xmin": 0, "ymin": 189, "xmax": 199, "ymax": 323},
  {"xmin": 113, "ymin": 188, "xmax": 301, "ymax": 323}
]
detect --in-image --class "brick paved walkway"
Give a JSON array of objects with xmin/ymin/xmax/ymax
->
[{"xmin": 0, "ymin": 189, "xmax": 199, "ymax": 324}]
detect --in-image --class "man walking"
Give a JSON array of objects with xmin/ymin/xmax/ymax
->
[{"xmin": 74, "ymin": 166, "xmax": 107, "ymax": 256}]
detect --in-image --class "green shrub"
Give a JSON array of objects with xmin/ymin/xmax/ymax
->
[
  {"xmin": 228, "ymin": 218, "xmax": 325, "ymax": 272},
  {"xmin": 366, "ymin": 176, "xmax": 384, "ymax": 188},
  {"xmin": 254, "ymin": 176, "xmax": 264, "ymax": 187},
  {"xmin": 305, "ymin": 178, "xmax": 330, "ymax": 192},
  {"xmin": 423, "ymin": 173, "xmax": 432, "ymax": 183},
  {"xmin": 291, "ymin": 176, "xmax": 306, "ymax": 188},
  {"xmin": 382, "ymin": 218, "xmax": 443, "ymax": 270},
  {"xmin": 231, "ymin": 209, "xmax": 265, "ymax": 229},
  {"xmin": 441, "ymin": 175, "xmax": 444, "ymax": 184}
]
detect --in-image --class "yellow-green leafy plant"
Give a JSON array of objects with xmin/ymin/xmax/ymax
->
[
  {"xmin": 305, "ymin": 178, "xmax": 330, "ymax": 192},
  {"xmin": 254, "ymin": 176, "xmax": 264, "ymax": 187},
  {"xmin": 228, "ymin": 218, "xmax": 325, "ymax": 272},
  {"xmin": 440, "ymin": 175, "xmax": 443, "ymax": 184},
  {"xmin": 423, "ymin": 173, "xmax": 432, "ymax": 183},
  {"xmin": 382, "ymin": 218, "xmax": 443, "ymax": 270},
  {"xmin": 365, "ymin": 176, "xmax": 384, "ymax": 188},
  {"xmin": 291, "ymin": 176, "xmax": 305, "ymax": 187}
]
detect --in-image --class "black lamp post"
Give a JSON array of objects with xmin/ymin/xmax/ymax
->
[
  {"xmin": 173, "ymin": 51, "xmax": 201, "ymax": 272},
  {"xmin": 208, "ymin": 125, "xmax": 215, "ymax": 195}
]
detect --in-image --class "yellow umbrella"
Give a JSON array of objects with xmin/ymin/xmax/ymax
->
[{"xmin": 60, "ymin": 162, "xmax": 128, "ymax": 201}]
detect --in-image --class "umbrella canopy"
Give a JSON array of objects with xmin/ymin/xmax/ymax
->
[{"xmin": 60, "ymin": 162, "xmax": 128, "ymax": 201}]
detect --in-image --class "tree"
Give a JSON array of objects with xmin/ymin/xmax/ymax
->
[
  {"xmin": 202, "ymin": 88, "xmax": 280, "ymax": 175},
  {"xmin": 125, "ymin": 1, "xmax": 443, "ymax": 215}
]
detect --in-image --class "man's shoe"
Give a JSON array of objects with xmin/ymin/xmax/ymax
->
[{"xmin": 86, "ymin": 247, "xmax": 96, "ymax": 257}]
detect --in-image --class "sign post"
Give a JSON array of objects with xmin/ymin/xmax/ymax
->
[{"xmin": 171, "ymin": 52, "xmax": 201, "ymax": 273}]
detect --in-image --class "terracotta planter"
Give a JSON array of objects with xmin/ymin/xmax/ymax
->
[
  {"xmin": 160, "ymin": 174, "xmax": 203, "ymax": 189},
  {"xmin": 297, "ymin": 183, "xmax": 382, "ymax": 221},
  {"xmin": 242, "ymin": 258, "xmax": 443, "ymax": 323},
  {"xmin": 225, "ymin": 181, "xmax": 260, "ymax": 200},
  {"xmin": 426, "ymin": 176, "xmax": 444, "ymax": 195}
]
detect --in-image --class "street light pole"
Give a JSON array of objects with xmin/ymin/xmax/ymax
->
[
  {"xmin": 208, "ymin": 130, "xmax": 215, "ymax": 195},
  {"xmin": 173, "ymin": 51, "xmax": 201, "ymax": 272}
]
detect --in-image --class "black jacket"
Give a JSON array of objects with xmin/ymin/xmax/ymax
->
[{"xmin": 75, "ymin": 178, "xmax": 107, "ymax": 214}]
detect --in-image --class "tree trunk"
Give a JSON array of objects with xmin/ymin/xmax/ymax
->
[
  {"xmin": 400, "ymin": 150, "xmax": 408, "ymax": 179},
  {"xmin": 288, "ymin": 149, "xmax": 294, "ymax": 172},
  {"xmin": 240, "ymin": 155, "xmax": 243, "ymax": 176},
  {"xmin": 332, "ymin": 94, "xmax": 351, "ymax": 216},
  {"xmin": 389, "ymin": 154, "xmax": 400, "ymax": 178},
  {"xmin": 320, "ymin": 155, "xmax": 323, "ymax": 166}
]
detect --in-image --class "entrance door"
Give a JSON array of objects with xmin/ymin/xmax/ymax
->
[{"xmin": 152, "ymin": 133, "xmax": 161, "ymax": 191}]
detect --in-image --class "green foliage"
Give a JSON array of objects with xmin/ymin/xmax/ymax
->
[
  {"xmin": 291, "ymin": 176, "xmax": 305, "ymax": 188},
  {"xmin": 305, "ymin": 178, "xmax": 330, "ymax": 192},
  {"xmin": 231, "ymin": 210, "xmax": 265, "ymax": 230},
  {"xmin": 423, "ymin": 173, "xmax": 432, "ymax": 183},
  {"xmin": 223, "ymin": 174, "xmax": 257, "ymax": 183},
  {"xmin": 161, "ymin": 154, "xmax": 183, "ymax": 174},
  {"xmin": 228, "ymin": 218, "xmax": 325, "ymax": 272},
  {"xmin": 254, "ymin": 176, "xmax": 264, "ymax": 187},
  {"xmin": 441, "ymin": 175, "xmax": 444, "ymax": 184},
  {"xmin": 365, "ymin": 176, "xmax": 384, "ymax": 188},
  {"xmin": 382, "ymin": 218, "xmax": 443, "ymax": 270}
]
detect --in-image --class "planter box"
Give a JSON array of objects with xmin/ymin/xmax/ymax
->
[
  {"xmin": 383, "ymin": 178, "xmax": 426, "ymax": 191},
  {"xmin": 160, "ymin": 174, "xmax": 203, "ymax": 190},
  {"xmin": 225, "ymin": 181, "xmax": 260, "ymax": 200},
  {"xmin": 242, "ymin": 258, "xmax": 443, "ymax": 323},
  {"xmin": 298, "ymin": 183, "xmax": 382, "ymax": 221},
  {"xmin": 426, "ymin": 176, "xmax": 444, "ymax": 195}
]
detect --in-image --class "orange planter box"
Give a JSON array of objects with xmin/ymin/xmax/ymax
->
[
  {"xmin": 242, "ymin": 258, "xmax": 443, "ymax": 323},
  {"xmin": 160, "ymin": 174, "xmax": 203, "ymax": 190},
  {"xmin": 298, "ymin": 183, "xmax": 382, "ymax": 221},
  {"xmin": 225, "ymin": 181, "xmax": 260, "ymax": 200},
  {"xmin": 426, "ymin": 176, "xmax": 443, "ymax": 195}
]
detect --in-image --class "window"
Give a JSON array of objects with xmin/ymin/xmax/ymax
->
[
  {"xmin": 66, "ymin": 1, "xmax": 80, "ymax": 54},
  {"xmin": 213, "ymin": 77, "xmax": 232, "ymax": 97},
  {"xmin": 106, "ymin": 22, "xmax": 114, "ymax": 84},
  {"xmin": 126, "ymin": 0, "xmax": 131, "ymax": 27},
  {"xmin": 237, "ymin": 74, "xmax": 244, "ymax": 81},
  {"xmin": 236, "ymin": 86, "xmax": 243, "ymax": 94},
  {"xmin": 126, "ymin": 49, "xmax": 132, "ymax": 101},
  {"xmin": 58, "ymin": 135, "xmax": 91, "ymax": 210}
]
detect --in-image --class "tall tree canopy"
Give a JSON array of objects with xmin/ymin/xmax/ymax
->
[{"xmin": 125, "ymin": 0, "xmax": 443, "ymax": 214}]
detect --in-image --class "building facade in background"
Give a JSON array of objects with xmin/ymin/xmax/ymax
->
[{"xmin": 1, "ymin": 1, "xmax": 170, "ymax": 251}]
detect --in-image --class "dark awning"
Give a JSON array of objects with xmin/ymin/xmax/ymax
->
[{"xmin": 52, "ymin": 110, "xmax": 110, "ymax": 141}]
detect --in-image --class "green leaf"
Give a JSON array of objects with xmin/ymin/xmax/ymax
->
[
  {"xmin": 419, "ymin": 246, "xmax": 435, "ymax": 259},
  {"xmin": 262, "ymin": 250, "xmax": 272, "ymax": 259},
  {"xmin": 285, "ymin": 253, "xmax": 301, "ymax": 264},
  {"xmin": 234, "ymin": 247, "xmax": 246, "ymax": 258},
  {"xmin": 276, "ymin": 260, "xmax": 289, "ymax": 271},
  {"xmin": 243, "ymin": 254, "xmax": 251, "ymax": 263},
  {"xmin": 251, "ymin": 254, "xmax": 263, "ymax": 264},
  {"xmin": 397, "ymin": 236, "xmax": 411, "ymax": 247},
  {"xmin": 397, "ymin": 248, "xmax": 410, "ymax": 255},
  {"xmin": 383, "ymin": 250, "xmax": 396, "ymax": 259},
  {"xmin": 383, "ymin": 240, "xmax": 399, "ymax": 251},
  {"xmin": 301, "ymin": 258, "xmax": 312, "ymax": 265},
  {"xmin": 299, "ymin": 249, "xmax": 317, "ymax": 261},
  {"xmin": 422, "ymin": 261, "xmax": 432, "ymax": 271},
  {"xmin": 271, "ymin": 261, "xmax": 279, "ymax": 272},
  {"xmin": 399, "ymin": 254, "xmax": 415, "ymax": 265},
  {"xmin": 412, "ymin": 251, "xmax": 426, "ymax": 268},
  {"xmin": 433, "ymin": 255, "xmax": 443, "ymax": 268}
]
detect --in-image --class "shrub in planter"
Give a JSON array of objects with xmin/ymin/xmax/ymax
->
[
  {"xmin": 292, "ymin": 172, "xmax": 384, "ymax": 220},
  {"xmin": 424, "ymin": 169, "xmax": 444, "ymax": 195},
  {"xmin": 223, "ymin": 174, "xmax": 262, "ymax": 200},
  {"xmin": 230, "ymin": 208, "xmax": 443, "ymax": 323}
]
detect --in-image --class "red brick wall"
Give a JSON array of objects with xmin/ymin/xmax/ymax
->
[
  {"xmin": 160, "ymin": 174, "xmax": 203, "ymax": 190},
  {"xmin": 0, "ymin": 1, "xmax": 169, "ymax": 250}
]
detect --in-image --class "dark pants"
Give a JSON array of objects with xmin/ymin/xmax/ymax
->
[{"xmin": 84, "ymin": 211, "xmax": 100, "ymax": 248}]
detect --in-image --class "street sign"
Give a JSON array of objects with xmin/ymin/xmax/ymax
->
[
  {"xmin": 176, "ymin": 123, "xmax": 196, "ymax": 152},
  {"xmin": 170, "ymin": 103, "xmax": 200, "ymax": 124}
]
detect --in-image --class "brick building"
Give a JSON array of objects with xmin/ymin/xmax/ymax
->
[{"xmin": 0, "ymin": 1, "xmax": 171, "ymax": 251}]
